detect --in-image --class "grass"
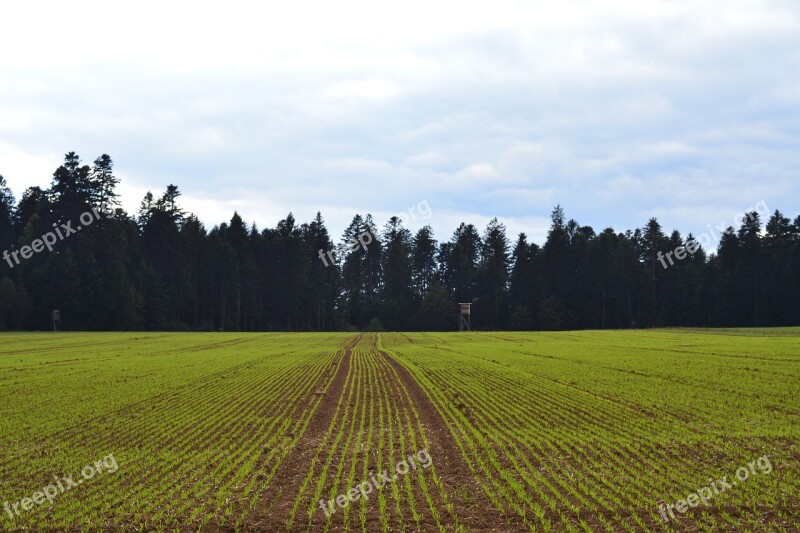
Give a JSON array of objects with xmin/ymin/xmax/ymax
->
[
  {"xmin": 0, "ymin": 329, "xmax": 797, "ymax": 531},
  {"xmin": 381, "ymin": 328, "xmax": 800, "ymax": 531}
]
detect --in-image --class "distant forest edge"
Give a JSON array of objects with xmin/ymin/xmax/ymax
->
[{"xmin": 0, "ymin": 152, "xmax": 798, "ymax": 331}]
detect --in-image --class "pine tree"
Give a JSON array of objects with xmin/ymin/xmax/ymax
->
[
  {"xmin": 90, "ymin": 154, "xmax": 120, "ymax": 209},
  {"xmin": 476, "ymin": 218, "xmax": 509, "ymax": 329},
  {"xmin": 411, "ymin": 225, "xmax": 438, "ymax": 301}
]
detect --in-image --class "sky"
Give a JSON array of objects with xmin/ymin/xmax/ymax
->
[{"xmin": 1, "ymin": 0, "xmax": 798, "ymax": 248}]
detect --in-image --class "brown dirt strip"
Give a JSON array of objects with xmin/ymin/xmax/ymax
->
[
  {"xmin": 242, "ymin": 333, "xmax": 528, "ymax": 531},
  {"xmin": 242, "ymin": 334, "xmax": 361, "ymax": 531},
  {"xmin": 373, "ymin": 337, "xmax": 529, "ymax": 532}
]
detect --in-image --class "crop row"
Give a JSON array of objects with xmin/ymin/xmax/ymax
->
[
  {"xmin": 279, "ymin": 334, "xmax": 458, "ymax": 532},
  {"xmin": 380, "ymin": 332, "xmax": 798, "ymax": 532},
  {"xmin": 0, "ymin": 333, "xmax": 349, "ymax": 530}
]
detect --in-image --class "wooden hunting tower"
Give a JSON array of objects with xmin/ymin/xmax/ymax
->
[{"xmin": 459, "ymin": 303, "xmax": 471, "ymax": 332}]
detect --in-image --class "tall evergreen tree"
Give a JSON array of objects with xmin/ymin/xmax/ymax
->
[
  {"xmin": 302, "ymin": 212, "xmax": 340, "ymax": 330},
  {"xmin": 50, "ymin": 152, "xmax": 92, "ymax": 222},
  {"xmin": 411, "ymin": 225, "xmax": 438, "ymax": 301},
  {"xmin": 476, "ymin": 218, "xmax": 509, "ymax": 329},
  {"xmin": 508, "ymin": 233, "xmax": 540, "ymax": 330},
  {"xmin": 444, "ymin": 223, "xmax": 481, "ymax": 306},
  {"xmin": 90, "ymin": 154, "xmax": 119, "ymax": 208},
  {"xmin": 380, "ymin": 216, "xmax": 413, "ymax": 329},
  {"xmin": 541, "ymin": 206, "xmax": 571, "ymax": 329}
]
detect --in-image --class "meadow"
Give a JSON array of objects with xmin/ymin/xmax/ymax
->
[{"xmin": 0, "ymin": 330, "xmax": 797, "ymax": 531}]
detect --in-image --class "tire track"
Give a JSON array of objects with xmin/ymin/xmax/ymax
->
[
  {"xmin": 243, "ymin": 334, "xmax": 360, "ymax": 530},
  {"xmin": 373, "ymin": 335, "xmax": 527, "ymax": 532}
]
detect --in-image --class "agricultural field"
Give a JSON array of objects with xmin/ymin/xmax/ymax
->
[{"xmin": 0, "ymin": 330, "xmax": 798, "ymax": 531}]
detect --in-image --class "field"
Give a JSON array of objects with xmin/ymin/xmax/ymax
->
[{"xmin": 0, "ymin": 330, "xmax": 798, "ymax": 532}]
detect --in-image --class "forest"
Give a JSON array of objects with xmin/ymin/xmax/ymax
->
[{"xmin": 0, "ymin": 152, "xmax": 798, "ymax": 331}]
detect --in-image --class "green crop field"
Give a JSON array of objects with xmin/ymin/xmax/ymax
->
[{"xmin": 0, "ymin": 330, "xmax": 798, "ymax": 531}]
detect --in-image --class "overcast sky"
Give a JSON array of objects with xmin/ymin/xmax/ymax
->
[{"xmin": 1, "ymin": 0, "xmax": 798, "ymax": 247}]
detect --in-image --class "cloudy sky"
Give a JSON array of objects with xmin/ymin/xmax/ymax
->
[{"xmin": 1, "ymin": 0, "xmax": 798, "ymax": 247}]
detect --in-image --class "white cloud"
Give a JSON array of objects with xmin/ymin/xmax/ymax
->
[{"xmin": 0, "ymin": 0, "xmax": 798, "ymax": 245}]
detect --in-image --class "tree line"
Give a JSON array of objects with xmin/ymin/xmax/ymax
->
[{"xmin": 1, "ymin": 152, "xmax": 798, "ymax": 331}]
